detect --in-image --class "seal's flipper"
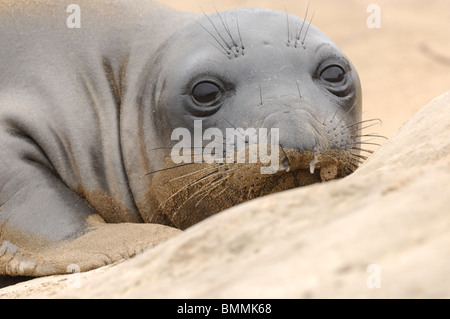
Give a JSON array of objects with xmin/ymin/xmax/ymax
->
[
  {"xmin": 0, "ymin": 126, "xmax": 180, "ymax": 276},
  {"xmin": 0, "ymin": 217, "xmax": 180, "ymax": 276},
  {"xmin": 0, "ymin": 165, "xmax": 180, "ymax": 276}
]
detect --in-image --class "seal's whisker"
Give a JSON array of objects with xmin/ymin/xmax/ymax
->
[
  {"xmin": 295, "ymin": 0, "xmax": 310, "ymax": 47},
  {"xmin": 351, "ymin": 146, "xmax": 374, "ymax": 154},
  {"xmin": 200, "ymin": 8, "xmax": 232, "ymax": 50},
  {"xmin": 351, "ymin": 138, "xmax": 383, "ymax": 145},
  {"xmin": 346, "ymin": 99, "xmax": 359, "ymax": 114},
  {"xmin": 259, "ymin": 85, "xmax": 263, "ymax": 105},
  {"xmin": 216, "ymin": 181, "xmax": 243, "ymax": 212},
  {"xmin": 301, "ymin": 9, "xmax": 315, "ymax": 46},
  {"xmin": 164, "ymin": 163, "xmax": 224, "ymax": 186},
  {"xmin": 226, "ymin": 182, "xmax": 248, "ymax": 208},
  {"xmin": 193, "ymin": 171, "xmax": 242, "ymax": 215},
  {"xmin": 348, "ymin": 161, "xmax": 360, "ymax": 168},
  {"xmin": 322, "ymin": 108, "xmax": 329, "ymax": 125},
  {"xmin": 192, "ymin": 177, "xmax": 237, "ymax": 214},
  {"xmin": 295, "ymin": 80, "xmax": 302, "ymax": 99},
  {"xmin": 348, "ymin": 122, "xmax": 383, "ymax": 134},
  {"xmin": 142, "ymin": 162, "xmax": 201, "ymax": 178},
  {"xmin": 357, "ymin": 138, "xmax": 376, "ymax": 144},
  {"xmin": 146, "ymin": 146, "xmax": 174, "ymax": 151},
  {"xmin": 190, "ymin": 168, "xmax": 220, "ymax": 186},
  {"xmin": 211, "ymin": 178, "xmax": 239, "ymax": 204},
  {"xmin": 194, "ymin": 173, "xmax": 234, "ymax": 208},
  {"xmin": 214, "ymin": 6, "xmax": 238, "ymax": 54},
  {"xmin": 218, "ymin": 114, "xmax": 248, "ymax": 145},
  {"xmin": 352, "ymin": 133, "xmax": 388, "ymax": 140},
  {"xmin": 163, "ymin": 163, "xmax": 238, "ymax": 211},
  {"xmin": 346, "ymin": 118, "xmax": 383, "ymax": 128},
  {"xmin": 205, "ymin": 39, "xmax": 231, "ymax": 57},
  {"xmin": 179, "ymin": 181, "xmax": 220, "ymax": 210},
  {"xmin": 172, "ymin": 168, "xmax": 228, "ymax": 210},
  {"xmin": 350, "ymin": 157, "xmax": 364, "ymax": 164},
  {"xmin": 229, "ymin": 182, "xmax": 248, "ymax": 207},
  {"xmin": 350, "ymin": 152, "xmax": 368, "ymax": 160},
  {"xmin": 357, "ymin": 136, "xmax": 386, "ymax": 145},
  {"xmin": 145, "ymin": 146, "xmax": 215, "ymax": 156},
  {"xmin": 189, "ymin": 167, "xmax": 240, "ymax": 208},
  {"xmin": 196, "ymin": 21, "xmax": 231, "ymax": 55},
  {"xmin": 343, "ymin": 167, "xmax": 354, "ymax": 175},
  {"xmin": 214, "ymin": 7, "xmax": 232, "ymax": 39},
  {"xmin": 235, "ymin": 10, "xmax": 244, "ymax": 53},
  {"xmin": 333, "ymin": 112, "xmax": 348, "ymax": 130},
  {"xmin": 334, "ymin": 99, "xmax": 358, "ymax": 130},
  {"xmin": 158, "ymin": 167, "xmax": 222, "ymax": 210},
  {"xmin": 345, "ymin": 165, "xmax": 359, "ymax": 176},
  {"xmin": 285, "ymin": 9, "xmax": 291, "ymax": 45},
  {"xmin": 330, "ymin": 106, "xmax": 340, "ymax": 124},
  {"xmin": 352, "ymin": 141, "xmax": 382, "ymax": 147}
]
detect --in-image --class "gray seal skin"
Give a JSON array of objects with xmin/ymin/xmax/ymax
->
[{"xmin": 0, "ymin": 0, "xmax": 362, "ymax": 277}]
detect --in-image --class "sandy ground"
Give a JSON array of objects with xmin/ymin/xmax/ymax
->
[{"xmin": 159, "ymin": 0, "xmax": 450, "ymax": 147}]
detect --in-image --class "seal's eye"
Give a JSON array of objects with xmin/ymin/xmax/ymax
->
[
  {"xmin": 192, "ymin": 82, "xmax": 221, "ymax": 104},
  {"xmin": 320, "ymin": 65, "xmax": 345, "ymax": 84}
]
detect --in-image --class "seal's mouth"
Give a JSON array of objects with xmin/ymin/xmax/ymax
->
[{"xmin": 145, "ymin": 146, "xmax": 358, "ymax": 229}]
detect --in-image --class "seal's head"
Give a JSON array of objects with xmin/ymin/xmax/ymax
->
[{"xmin": 136, "ymin": 9, "xmax": 363, "ymax": 229}]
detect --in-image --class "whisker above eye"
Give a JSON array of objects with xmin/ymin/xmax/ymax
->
[
  {"xmin": 285, "ymin": 8, "xmax": 291, "ymax": 45},
  {"xmin": 295, "ymin": 0, "xmax": 310, "ymax": 47},
  {"xmin": 235, "ymin": 10, "xmax": 244, "ymax": 52},
  {"xmin": 196, "ymin": 21, "xmax": 231, "ymax": 55},
  {"xmin": 200, "ymin": 8, "xmax": 232, "ymax": 50},
  {"xmin": 301, "ymin": 9, "xmax": 315, "ymax": 46},
  {"xmin": 214, "ymin": 5, "xmax": 238, "ymax": 48}
]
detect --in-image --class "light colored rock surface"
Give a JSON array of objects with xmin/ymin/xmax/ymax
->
[{"xmin": 1, "ymin": 91, "xmax": 449, "ymax": 298}]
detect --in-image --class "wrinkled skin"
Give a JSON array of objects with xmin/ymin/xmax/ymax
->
[{"xmin": 0, "ymin": 0, "xmax": 361, "ymax": 277}]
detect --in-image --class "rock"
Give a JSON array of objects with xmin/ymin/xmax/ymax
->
[{"xmin": 1, "ymin": 91, "xmax": 450, "ymax": 298}]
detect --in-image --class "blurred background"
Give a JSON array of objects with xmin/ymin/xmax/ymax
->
[{"xmin": 159, "ymin": 0, "xmax": 450, "ymax": 149}]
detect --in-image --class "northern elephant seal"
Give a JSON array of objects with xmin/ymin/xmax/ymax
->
[{"xmin": 0, "ymin": 0, "xmax": 365, "ymax": 277}]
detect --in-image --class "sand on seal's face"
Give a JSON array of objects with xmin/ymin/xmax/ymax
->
[{"xmin": 147, "ymin": 145, "xmax": 355, "ymax": 230}]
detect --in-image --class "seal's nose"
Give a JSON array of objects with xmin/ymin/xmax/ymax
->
[{"xmin": 262, "ymin": 111, "xmax": 318, "ymax": 152}]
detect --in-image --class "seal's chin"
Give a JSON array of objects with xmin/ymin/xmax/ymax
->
[{"xmin": 146, "ymin": 146, "xmax": 357, "ymax": 229}]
